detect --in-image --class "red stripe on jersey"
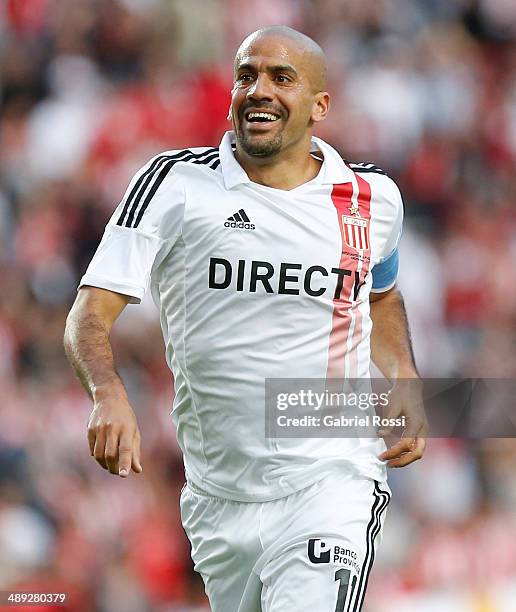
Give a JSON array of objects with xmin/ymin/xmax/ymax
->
[
  {"xmin": 345, "ymin": 224, "xmax": 352, "ymax": 248},
  {"xmin": 327, "ymin": 183, "xmax": 355, "ymax": 379},
  {"xmin": 326, "ymin": 177, "xmax": 372, "ymax": 379},
  {"xmin": 349, "ymin": 173, "xmax": 372, "ymax": 377}
]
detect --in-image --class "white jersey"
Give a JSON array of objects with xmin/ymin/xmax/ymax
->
[{"xmin": 80, "ymin": 131, "xmax": 403, "ymax": 501}]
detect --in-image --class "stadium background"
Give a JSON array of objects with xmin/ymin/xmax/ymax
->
[{"xmin": 0, "ymin": 0, "xmax": 515, "ymax": 610}]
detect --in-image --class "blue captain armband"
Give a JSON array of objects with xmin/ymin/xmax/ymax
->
[{"xmin": 371, "ymin": 248, "xmax": 399, "ymax": 292}]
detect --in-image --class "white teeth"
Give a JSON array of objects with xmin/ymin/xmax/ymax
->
[{"xmin": 247, "ymin": 112, "xmax": 279, "ymax": 121}]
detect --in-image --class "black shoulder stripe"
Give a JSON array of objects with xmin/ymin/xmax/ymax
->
[
  {"xmin": 132, "ymin": 150, "xmax": 220, "ymax": 228},
  {"xmin": 117, "ymin": 149, "xmax": 209, "ymax": 227},
  {"xmin": 127, "ymin": 149, "xmax": 218, "ymax": 228},
  {"xmin": 346, "ymin": 161, "xmax": 387, "ymax": 176},
  {"xmin": 116, "ymin": 148, "xmax": 218, "ymax": 228},
  {"xmin": 121, "ymin": 147, "xmax": 218, "ymax": 227},
  {"xmin": 350, "ymin": 168, "xmax": 387, "ymax": 176}
]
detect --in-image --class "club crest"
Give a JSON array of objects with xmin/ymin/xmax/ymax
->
[{"xmin": 342, "ymin": 215, "xmax": 370, "ymax": 251}]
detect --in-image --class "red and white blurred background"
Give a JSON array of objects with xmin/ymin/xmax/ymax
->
[{"xmin": 0, "ymin": 1, "xmax": 515, "ymax": 610}]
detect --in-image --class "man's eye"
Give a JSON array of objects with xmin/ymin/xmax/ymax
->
[
  {"xmin": 238, "ymin": 74, "xmax": 254, "ymax": 82},
  {"xmin": 275, "ymin": 75, "xmax": 291, "ymax": 83}
]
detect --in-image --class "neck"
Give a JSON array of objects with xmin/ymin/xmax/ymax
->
[{"xmin": 234, "ymin": 134, "xmax": 322, "ymax": 190}]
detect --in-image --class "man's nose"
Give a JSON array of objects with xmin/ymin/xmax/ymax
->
[{"xmin": 246, "ymin": 74, "xmax": 273, "ymax": 100}]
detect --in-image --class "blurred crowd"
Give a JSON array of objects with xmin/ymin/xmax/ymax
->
[{"xmin": 0, "ymin": 1, "xmax": 515, "ymax": 610}]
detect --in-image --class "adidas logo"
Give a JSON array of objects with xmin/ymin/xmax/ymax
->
[{"xmin": 224, "ymin": 208, "xmax": 255, "ymax": 230}]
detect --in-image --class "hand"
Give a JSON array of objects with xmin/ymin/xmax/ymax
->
[
  {"xmin": 378, "ymin": 378, "xmax": 428, "ymax": 468},
  {"xmin": 87, "ymin": 388, "xmax": 142, "ymax": 477}
]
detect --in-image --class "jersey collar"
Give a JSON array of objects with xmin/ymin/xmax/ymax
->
[{"xmin": 219, "ymin": 131, "xmax": 354, "ymax": 190}]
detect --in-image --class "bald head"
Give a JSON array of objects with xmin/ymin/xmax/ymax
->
[
  {"xmin": 230, "ymin": 25, "xmax": 330, "ymax": 160},
  {"xmin": 235, "ymin": 26, "xmax": 327, "ymax": 92}
]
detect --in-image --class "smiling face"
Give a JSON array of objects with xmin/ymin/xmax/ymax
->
[{"xmin": 230, "ymin": 29, "xmax": 329, "ymax": 160}]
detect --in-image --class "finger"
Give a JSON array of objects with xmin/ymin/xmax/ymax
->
[
  {"xmin": 105, "ymin": 428, "xmax": 120, "ymax": 475},
  {"xmin": 387, "ymin": 438, "xmax": 426, "ymax": 468},
  {"xmin": 118, "ymin": 429, "xmax": 134, "ymax": 477},
  {"xmin": 377, "ymin": 410, "xmax": 401, "ymax": 438},
  {"xmin": 378, "ymin": 426, "xmax": 393, "ymax": 438},
  {"xmin": 131, "ymin": 431, "xmax": 142, "ymax": 474},
  {"xmin": 379, "ymin": 437, "xmax": 416, "ymax": 461},
  {"xmin": 87, "ymin": 427, "xmax": 96, "ymax": 456},
  {"xmin": 377, "ymin": 419, "xmax": 400, "ymax": 438},
  {"xmin": 93, "ymin": 430, "xmax": 108, "ymax": 470}
]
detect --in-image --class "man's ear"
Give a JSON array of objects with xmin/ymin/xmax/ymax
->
[{"xmin": 311, "ymin": 92, "xmax": 330, "ymax": 124}]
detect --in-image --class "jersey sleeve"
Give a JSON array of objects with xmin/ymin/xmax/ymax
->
[
  {"xmin": 371, "ymin": 247, "xmax": 399, "ymax": 292},
  {"xmin": 370, "ymin": 176, "xmax": 403, "ymax": 293},
  {"xmin": 79, "ymin": 153, "xmax": 185, "ymax": 303}
]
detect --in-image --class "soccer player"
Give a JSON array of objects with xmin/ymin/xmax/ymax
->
[{"xmin": 64, "ymin": 26, "xmax": 427, "ymax": 612}]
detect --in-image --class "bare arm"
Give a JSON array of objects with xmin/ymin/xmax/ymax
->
[
  {"xmin": 370, "ymin": 287, "xmax": 427, "ymax": 467},
  {"xmin": 64, "ymin": 286, "xmax": 143, "ymax": 477},
  {"xmin": 370, "ymin": 287, "xmax": 418, "ymax": 379}
]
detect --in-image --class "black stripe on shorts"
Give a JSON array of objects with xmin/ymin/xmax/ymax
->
[{"xmin": 349, "ymin": 482, "xmax": 390, "ymax": 612}]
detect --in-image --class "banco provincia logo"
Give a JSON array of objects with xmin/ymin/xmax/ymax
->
[
  {"xmin": 308, "ymin": 539, "xmax": 360, "ymax": 571},
  {"xmin": 224, "ymin": 208, "xmax": 255, "ymax": 230},
  {"xmin": 308, "ymin": 538, "xmax": 331, "ymax": 564}
]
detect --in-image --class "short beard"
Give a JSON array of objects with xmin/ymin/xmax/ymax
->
[{"xmin": 238, "ymin": 130, "xmax": 283, "ymax": 158}]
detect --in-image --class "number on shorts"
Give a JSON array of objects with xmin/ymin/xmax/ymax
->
[{"xmin": 334, "ymin": 568, "xmax": 352, "ymax": 612}]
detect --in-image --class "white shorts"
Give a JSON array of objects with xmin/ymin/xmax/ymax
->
[{"xmin": 180, "ymin": 472, "xmax": 391, "ymax": 612}]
